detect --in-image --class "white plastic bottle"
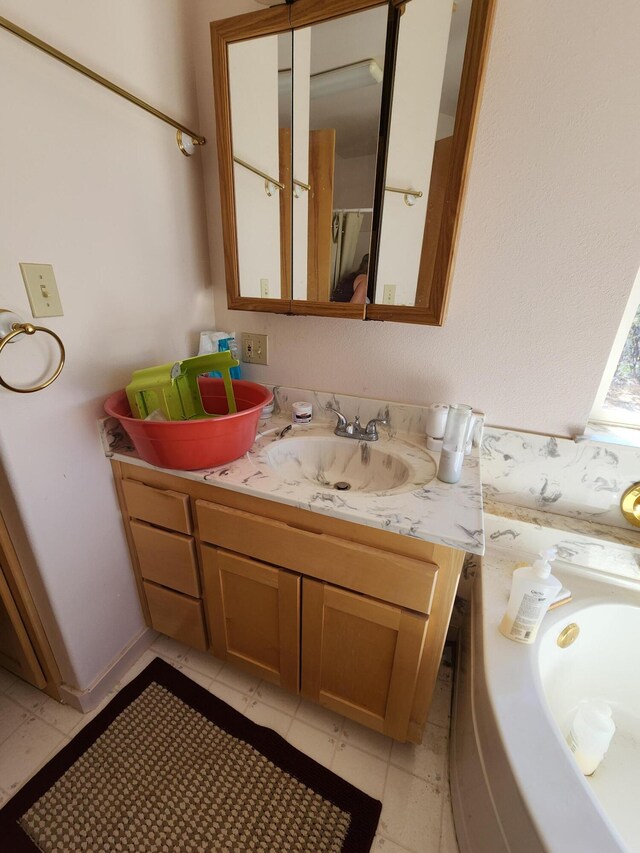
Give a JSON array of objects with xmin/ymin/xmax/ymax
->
[
  {"xmin": 499, "ymin": 548, "xmax": 562, "ymax": 644},
  {"xmin": 567, "ymin": 700, "xmax": 615, "ymax": 775}
]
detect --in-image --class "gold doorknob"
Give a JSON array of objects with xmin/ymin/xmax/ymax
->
[{"xmin": 620, "ymin": 482, "xmax": 640, "ymax": 527}]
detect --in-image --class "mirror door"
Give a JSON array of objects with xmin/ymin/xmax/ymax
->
[
  {"xmin": 290, "ymin": 1, "xmax": 392, "ymax": 318},
  {"xmin": 212, "ymin": 5, "xmax": 293, "ymax": 314},
  {"xmin": 367, "ymin": 0, "xmax": 495, "ymax": 323},
  {"xmin": 212, "ymin": 1, "xmax": 396, "ymax": 318}
]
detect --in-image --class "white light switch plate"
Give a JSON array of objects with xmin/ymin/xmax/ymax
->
[
  {"xmin": 19, "ymin": 263, "xmax": 63, "ymax": 317},
  {"xmin": 383, "ymin": 284, "xmax": 396, "ymax": 305}
]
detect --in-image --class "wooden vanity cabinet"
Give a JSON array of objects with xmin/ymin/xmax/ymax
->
[{"xmin": 111, "ymin": 460, "xmax": 464, "ymax": 743}]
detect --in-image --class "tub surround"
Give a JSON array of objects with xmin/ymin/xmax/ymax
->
[
  {"xmin": 100, "ymin": 385, "xmax": 485, "ymax": 555},
  {"xmin": 484, "ymin": 501, "xmax": 640, "ymax": 582},
  {"xmin": 481, "ymin": 427, "xmax": 640, "ymax": 532}
]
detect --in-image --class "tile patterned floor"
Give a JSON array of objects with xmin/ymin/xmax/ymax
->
[{"xmin": 0, "ymin": 639, "xmax": 459, "ymax": 852}]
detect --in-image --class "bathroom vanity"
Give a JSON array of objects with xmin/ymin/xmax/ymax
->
[{"xmin": 103, "ymin": 391, "xmax": 484, "ymax": 744}]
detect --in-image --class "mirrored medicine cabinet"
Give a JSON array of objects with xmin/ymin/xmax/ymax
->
[{"xmin": 211, "ymin": 0, "xmax": 495, "ymax": 325}]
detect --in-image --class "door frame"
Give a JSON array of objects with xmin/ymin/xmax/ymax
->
[{"xmin": 0, "ymin": 510, "xmax": 61, "ymax": 698}]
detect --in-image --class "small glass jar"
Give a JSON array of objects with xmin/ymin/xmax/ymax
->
[
  {"xmin": 292, "ymin": 402, "xmax": 312, "ymax": 424},
  {"xmin": 437, "ymin": 404, "xmax": 472, "ymax": 484}
]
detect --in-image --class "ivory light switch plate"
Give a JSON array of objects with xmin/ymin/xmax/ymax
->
[
  {"xmin": 383, "ymin": 284, "xmax": 396, "ymax": 305},
  {"xmin": 260, "ymin": 278, "xmax": 270, "ymax": 298},
  {"xmin": 241, "ymin": 333, "xmax": 269, "ymax": 365},
  {"xmin": 19, "ymin": 263, "xmax": 63, "ymax": 317}
]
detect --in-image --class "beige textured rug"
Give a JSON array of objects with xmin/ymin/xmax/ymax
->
[{"xmin": 0, "ymin": 658, "xmax": 381, "ymax": 852}]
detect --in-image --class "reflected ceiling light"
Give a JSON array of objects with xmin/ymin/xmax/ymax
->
[
  {"xmin": 310, "ymin": 59, "xmax": 383, "ymax": 99},
  {"xmin": 278, "ymin": 59, "xmax": 383, "ymax": 100}
]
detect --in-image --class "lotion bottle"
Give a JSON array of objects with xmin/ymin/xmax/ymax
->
[{"xmin": 499, "ymin": 548, "xmax": 562, "ymax": 644}]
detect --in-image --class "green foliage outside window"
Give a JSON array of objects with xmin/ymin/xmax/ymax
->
[{"xmin": 605, "ymin": 305, "xmax": 640, "ymax": 414}]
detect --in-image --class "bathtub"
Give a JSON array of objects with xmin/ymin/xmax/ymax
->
[{"xmin": 451, "ymin": 549, "xmax": 639, "ymax": 853}]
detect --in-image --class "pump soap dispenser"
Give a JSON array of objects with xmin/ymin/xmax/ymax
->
[{"xmin": 499, "ymin": 548, "xmax": 562, "ymax": 644}]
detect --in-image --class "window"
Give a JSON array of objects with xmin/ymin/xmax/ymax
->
[{"xmin": 591, "ymin": 267, "xmax": 640, "ymax": 427}]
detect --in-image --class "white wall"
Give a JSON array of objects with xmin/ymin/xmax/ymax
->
[
  {"xmin": 0, "ymin": 0, "xmax": 213, "ymax": 690},
  {"xmin": 193, "ymin": 0, "xmax": 640, "ymax": 437}
]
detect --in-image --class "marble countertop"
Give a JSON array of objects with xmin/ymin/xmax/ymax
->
[{"xmin": 100, "ymin": 407, "xmax": 485, "ymax": 555}]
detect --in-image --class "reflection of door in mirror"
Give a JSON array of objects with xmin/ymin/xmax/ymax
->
[
  {"xmin": 375, "ymin": 0, "xmax": 471, "ymax": 309},
  {"xmin": 292, "ymin": 6, "xmax": 389, "ymax": 304},
  {"xmin": 229, "ymin": 31, "xmax": 292, "ymax": 300}
]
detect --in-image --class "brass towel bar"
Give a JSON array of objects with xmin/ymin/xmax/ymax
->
[
  {"xmin": 0, "ymin": 15, "xmax": 206, "ymax": 154},
  {"xmin": 385, "ymin": 185, "xmax": 423, "ymax": 206},
  {"xmin": 233, "ymin": 157, "xmax": 285, "ymax": 193}
]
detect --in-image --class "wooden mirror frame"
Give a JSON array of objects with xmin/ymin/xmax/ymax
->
[{"xmin": 211, "ymin": 0, "xmax": 495, "ymax": 326}]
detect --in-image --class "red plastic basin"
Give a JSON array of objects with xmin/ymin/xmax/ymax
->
[{"xmin": 104, "ymin": 378, "xmax": 273, "ymax": 470}]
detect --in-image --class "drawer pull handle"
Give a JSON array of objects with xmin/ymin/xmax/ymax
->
[{"xmin": 285, "ymin": 522, "xmax": 323, "ymax": 536}]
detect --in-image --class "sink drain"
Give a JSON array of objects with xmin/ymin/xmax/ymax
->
[{"xmin": 334, "ymin": 481, "xmax": 351, "ymax": 491}]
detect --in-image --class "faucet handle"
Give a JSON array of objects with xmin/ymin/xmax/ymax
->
[
  {"xmin": 327, "ymin": 405, "xmax": 348, "ymax": 431},
  {"xmin": 365, "ymin": 417, "xmax": 388, "ymax": 439}
]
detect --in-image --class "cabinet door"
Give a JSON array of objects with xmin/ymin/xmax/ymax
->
[
  {"xmin": 202, "ymin": 547, "xmax": 300, "ymax": 692},
  {"xmin": 302, "ymin": 579, "xmax": 428, "ymax": 741}
]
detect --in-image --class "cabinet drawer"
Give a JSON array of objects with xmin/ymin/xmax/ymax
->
[
  {"xmin": 196, "ymin": 500, "xmax": 437, "ymax": 613},
  {"xmin": 131, "ymin": 521, "xmax": 200, "ymax": 597},
  {"xmin": 122, "ymin": 479, "xmax": 192, "ymax": 533},
  {"xmin": 143, "ymin": 581, "xmax": 207, "ymax": 650}
]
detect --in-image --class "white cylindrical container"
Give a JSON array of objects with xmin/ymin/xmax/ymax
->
[
  {"xmin": 425, "ymin": 403, "xmax": 449, "ymax": 438},
  {"xmin": 437, "ymin": 404, "xmax": 472, "ymax": 484},
  {"xmin": 292, "ymin": 402, "xmax": 312, "ymax": 424},
  {"xmin": 426, "ymin": 403, "xmax": 449, "ymax": 451},
  {"xmin": 567, "ymin": 700, "xmax": 616, "ymax": 776}
]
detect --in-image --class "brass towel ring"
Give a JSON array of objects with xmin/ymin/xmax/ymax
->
[{"xmin": 0, "ymin": 321, "xmax": 65, "ymax": 393}]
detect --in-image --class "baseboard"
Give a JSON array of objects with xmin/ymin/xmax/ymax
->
[{"xmin": 58, "ymin": 627, "xmax": 157, "ymax": 713}]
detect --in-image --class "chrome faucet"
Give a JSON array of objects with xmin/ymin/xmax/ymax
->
[{"xmin": 327, "ymin": 406, "xmax": 388, "ymax": 441}]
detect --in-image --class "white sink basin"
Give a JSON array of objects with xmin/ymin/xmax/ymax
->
[{"xmin": 265, "ymin": 434, "xmax": 436, "ymax": 495}]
